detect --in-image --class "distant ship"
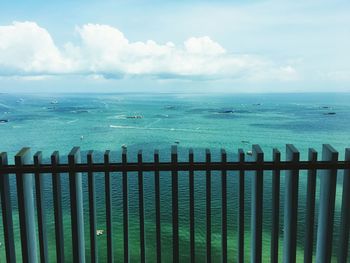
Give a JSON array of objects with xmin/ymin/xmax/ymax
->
[
  {"xmin": 51, "ymin": 100, "xmax": 58, "ymax": 104},
  {"xmin": 126, "ymin": 115, "xmax": 143, "ymax": 119},
  {"xmin": 218, "ymin": 109, "xmax": 234, "ymax": 114}
]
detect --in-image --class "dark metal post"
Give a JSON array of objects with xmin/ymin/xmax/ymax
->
[
  {"xmin": 251, "ymin": 145, "xmax": 263, "ymax": 263},
  {"xmin": 283, "ymin": 144, "xmax": 300, "ymax": 263},
  {"xmin": 138, "ymin": 150, "xmax": 146, "ymax": 263},
  {"xmin": 238, "ymin": 149, "xmax": 245, "ymax": 263},
  {"xmin": 68, "ymin": 147, "xmax": 85, "ymax": 263},
  {"xmin": 0, "ymin": 152, "xmax": 16, "ymax": 263},
  {"xmin": 206, "ymin": 149, "xmax": 212, "ymax": 263},
  {"xmin": 51, "ymin": 151, "xmax": 64, "ymax": 263},
  {"xmin": 338, "ymin": 148, "xmax": 350, "ymax": 262},
  {"xmin": 172, "ymin": 146, "xmax": 179, "ymax": 263},
  {"xmin": 154, "ymin": 150, "xmax": 161, "ymax": 263},
  {"xmin": 122, "ymin": 148, "xmax": 129, "ymax": 263},
  {"xmin": 221, "ymin": 149, "xmax": 227, "ymax": 263},
  {"xmin": 87, "ymin": 151, "xmax": 98, "ymax": 263},
  {"xmin": 104, "ymin": 150, "xmax": 113, "ymax": 263},
  {"xmin": 304, "ymin": 148, "xmax": 317, "ymax": 263},
  {"xmin": 316, "ymin": 144, "xmax": 338, "ymax": 263},
  {"xmin": 271, "ymin": 148, "xmax": 280, "ymax": 263},
  {"xmin": 34, "ymin": 152, "xmax": 48, "ymax": 263},
  {"xmin": 15, "ymin": 147, "xmax": 38, "ymax": 263},
  {"xmin": 189, "ymin": 148, "xmax": 195, "ymax": 263}
]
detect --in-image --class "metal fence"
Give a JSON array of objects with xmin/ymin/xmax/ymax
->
[{"xmin": 0, "ymin": 144, "xmax": 349, "ymax": 263}]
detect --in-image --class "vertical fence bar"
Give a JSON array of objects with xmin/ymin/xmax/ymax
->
[
  {"xmin": 15, "ymin": 148, "xmax": 38, "ymax": 263},
  {"xmin": 189, "ymin": 148, "xmax": 195, "ymax": 263},
  {"xmin": 34, "ymin": 152, "xmax": 48, "ymax": 263},
  {"xmin": 51, "ymin": 151, "xmax": 64, "ymax": 263},
  {"xmin": 338, "ymin": 148, "xmax": 350, "ymax": 262},
  {"xmin": 271, "ymin": 148, "xmax": 280, "ymax": 263},
  {"xmin": 138, "ymin": 150, "xmax": 146, "ymax": 263},
  {"xmin": 221, "ymin": 149, "xmax": 227, "ymax": 263},
  {"xmin": 251, "ymin": 145, "xmax": 263, "ymax": 263},
  {"xmin": 238, "ymin": 149, "xmax": 245, "ymax": 263},
  {"xmin": 206, "ymin": 149, "xmax": 212, "ymax": 263},
  {"xmin": 304, "ymin": 148, "xmax": 317, "ymax": 263},
  {"xmin": 171, "ymin": 146, "xmax": 179, "ymax": 263},
  {"xmin": 68, "ymin": 147, "xmax": 85, "ymax": 263},
  {"xmin": 316, "ymin": 144, "xmax": 338, "ymax": 263},
  {"xmin": 0, "ymin": 153, "xmax": 16, "ymax": 263},
  {"xmin": 154, "ymin": 150, "xmax": 161, "ymax": 263},
  {"xmin": 122, "ymin": 148, "xmax": 129, "ymax": 263},
  {"xmin": 104, "ymin": 150, "xmax": 113, "ymax": 263},
  {"xmin": 283, "ymin": 144, "xmax": 300, "ymax": 263},
  {"xmin": 87, "ymin": 151, "xmax": 98, "ymax": 263}
]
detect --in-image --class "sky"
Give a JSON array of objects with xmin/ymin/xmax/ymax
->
[{"xmin": 0, "ymin": 0, "xmax": 349, "ymax": 93}]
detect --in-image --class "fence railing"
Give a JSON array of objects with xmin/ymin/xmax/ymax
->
[{"xmin": 0, "ymin": 144, "xmax": 349, "ymax": 263}]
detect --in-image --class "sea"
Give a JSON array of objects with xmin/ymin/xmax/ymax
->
[{"xmin": 0, "ymin": 92, "xmax": 349, "ymax": 262}]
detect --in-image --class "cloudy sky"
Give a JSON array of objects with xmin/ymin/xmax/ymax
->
[{"xmin": 0, "ymin": 0, "xmax": 349, "ymax": 92}]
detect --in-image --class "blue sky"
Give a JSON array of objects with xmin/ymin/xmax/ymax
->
[{"xmin": 0, "ymin": 0, "xmax": 349, "ymax": 92}]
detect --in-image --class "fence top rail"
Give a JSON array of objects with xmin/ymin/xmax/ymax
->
[
  {"xmin": 0, "ymin": 160, "xmax": 349, "ymax": 174},
  {"xmin": 1, "ymin": 145, "xmax": 349, "ymax": 173}
]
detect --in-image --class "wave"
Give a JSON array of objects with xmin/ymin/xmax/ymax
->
[
  {"xmin": 0, "ymin": 103, "xmax": 11, "ymax": 109},
  {"xmin": 107, "ymin": 115, "xmax": 127, "ymax": 119},
  {"xmin": 144, "ymin": 118, "xmax": 161, "ymax": 128},
  {"xmin": 109, "ymin": 124, "xmax": 202, "ymax": 133},
  {"xmin": 66, "ymin": 119, "xmax": 78, "ymax": 124}
]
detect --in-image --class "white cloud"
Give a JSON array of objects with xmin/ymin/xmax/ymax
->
[
  {"xmin": 249, "ymin": 65, "xmax": 300, "ymax": 82},
  {"xmin": 184, "ymin": 36, "xmax": 226, "ymax": 55},
  {"xmin": 0, "ymin": 21, "xmax": 298, "ymax": 81},
  {"xmin": 0, "ymin": 22, "xmax": 73, "ymax": 74}
]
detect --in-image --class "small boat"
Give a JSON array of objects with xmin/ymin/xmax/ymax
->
[
  {"xmin": 0, "ymin": 119, "xmax": 8, "ymax": 123},
  {"xmin": 165, "ymin": 105, "xmax": 176, "ymax": 110},
  {"xmin": 51, "ymin": 100, "xmax": 58, "ymax": 105},
  {"xmin": 174, "ymin": 141, "xmax": 180, "ymax": 144},
  {"xmin": 323, "ymin": 112, "xmax": 336, "ymax": 115},
  {"xmin": 122, "ymin": 144, "xmax": 127, "ymax": 149},
  {"xmin": 246, "ymin": 150, "xmax": 253, "ymax": 156},
  {"xmin": 218, "ymin": 109, "xmax": 234, "ymax": 114},
  {"xmin": 126, "ymin": 115, "xmax": 143, "ymax": 119}
]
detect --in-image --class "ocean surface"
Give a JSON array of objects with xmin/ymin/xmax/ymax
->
[{"xmin": 0, "ymin": 92, "xmax": 349, "ymax": 262}]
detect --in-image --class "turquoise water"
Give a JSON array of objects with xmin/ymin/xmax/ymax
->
[{"xmin": 0, "ymin": 93, "xmax": 349, "ymax": 262}]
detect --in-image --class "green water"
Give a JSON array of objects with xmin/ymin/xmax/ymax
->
[{"xmin": 0, "ymin": 93, "xmax": 349, "ymax": 262}]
